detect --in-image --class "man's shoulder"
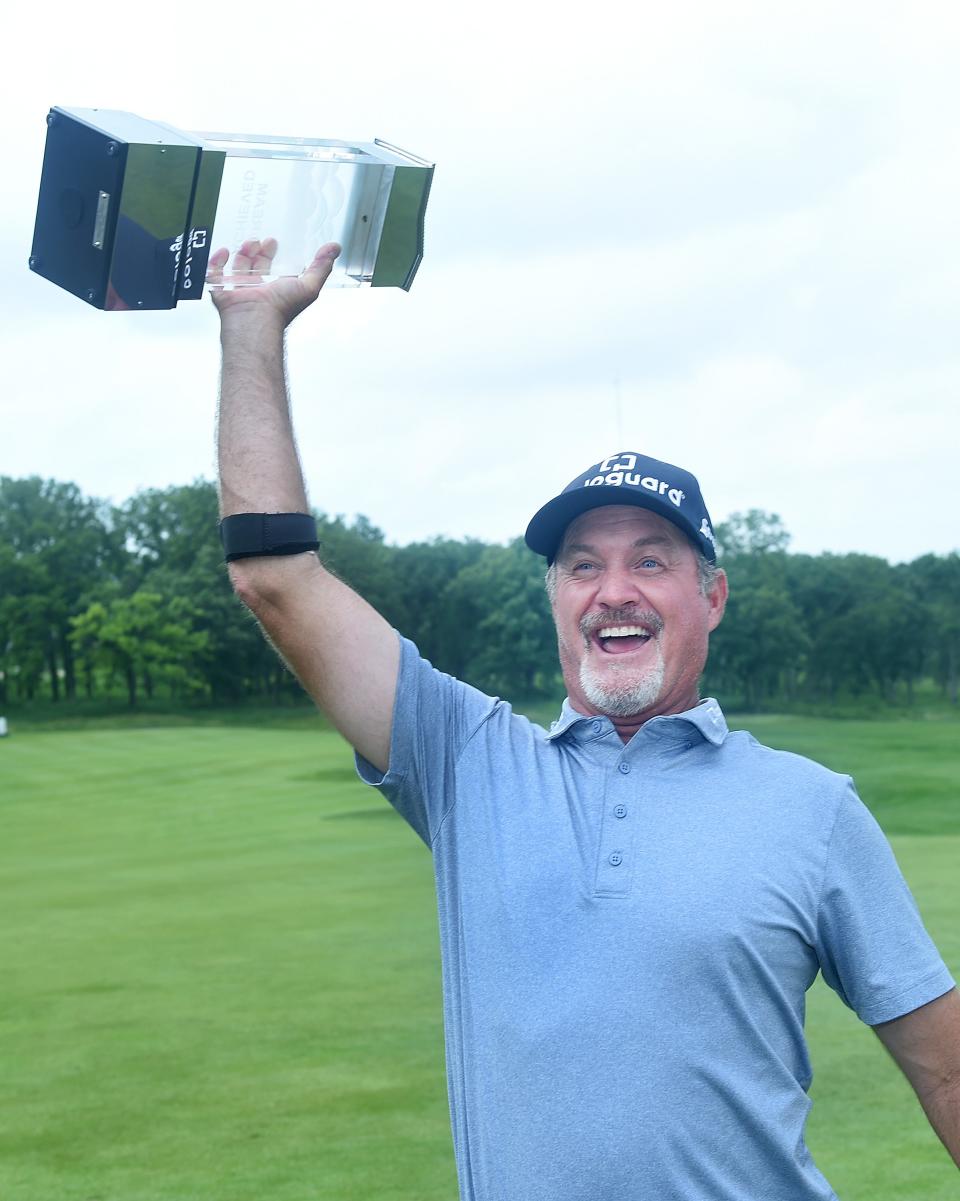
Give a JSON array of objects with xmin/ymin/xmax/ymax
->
[
  {"xmin": 399, "ymin": 634, "xmax": 551, "ymax": 746},
  {"xmin": 719, "ymin": 723, "xmax": 852, "ymax": 794}
]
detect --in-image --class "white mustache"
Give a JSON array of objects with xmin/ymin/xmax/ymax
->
[{"xmin": 579, "ymin": 608, "xmax": 663, "ymax": 641}]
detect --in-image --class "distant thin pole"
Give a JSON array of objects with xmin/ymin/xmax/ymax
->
[{"xmin": 614, "ymin": 374, "xmax": 624, "ymax": 446}]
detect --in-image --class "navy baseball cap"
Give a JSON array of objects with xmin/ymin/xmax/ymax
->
[{"xmin": 525, "ymin": 451, "xmax": 718, "ymax": 565}]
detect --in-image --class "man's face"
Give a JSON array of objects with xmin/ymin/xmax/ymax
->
[{"xmin": 550, "ymin": 506, "xmax": 727, "ymax": 722}]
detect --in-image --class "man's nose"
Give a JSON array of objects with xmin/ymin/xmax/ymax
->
[{"xmin": 595, "ymin": 564, "xmax": 647, "ymax": 609}]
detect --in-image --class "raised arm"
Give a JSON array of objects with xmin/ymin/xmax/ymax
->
[{"xmin": 213, "ymin": 239, "xmax": 399, "ymax": 773}]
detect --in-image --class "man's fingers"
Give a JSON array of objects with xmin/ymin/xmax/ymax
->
[
  {"xmin": 314, "ymin": 242, "xmax": 342, "ymax": 265},
  {"xmin": 314, "ymin": 242, "xmax": 342, "ymax": 262},
  {"xmin": 249, "ymin": 237, "xmax": 278, "ymax": 275},
  {"xmin": 232, "ymin": 239, "xmax": 262, "ymax": 275},
  {"xmin": 300, "ymin": 242, "xmax": 342, "ymax": 293},
  {"xmin": 206, "ymin": 246, "xmax": 229, "ymax": 285}
]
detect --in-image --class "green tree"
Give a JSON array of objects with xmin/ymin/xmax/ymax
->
[
  {"xmin": 0, "ymin": 477, "xmax": 117, "ymax": 701},
  {"xmin": 391, "ymin": 537, "xmax": 487, "ymax": 671},
  {"xmin": 70, "ymin": 592, "xmax": 209, "ymax": 708},
  {"xmin": 785, "ymin": 553, "xmax": 921, "ymax": 703},
  {"xmin": 909, "ymin": 553, "xmax": 960, "ymax": 704},
  {"xmin": 0, "ymin": 549, "xmax": 49, "ymax": 702},
  {"xmin": 708, "ymin": 554, "xmax": 808, "ymax": 708},
  {"xmin": 119, "ymin": 481, "xmax": 221, "ymax": 579},
  {"xmin": 117, "ymin": 481, "xmax": 281, "ymax": 702},
  {"xmin": 715, "ymin": 510, "xmax": 791, "ymax": 557},
  {"xmin": 440, "ymin": 540, "xmax": 557, "ymax": 697}
]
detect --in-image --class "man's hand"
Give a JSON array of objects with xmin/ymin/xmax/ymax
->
[{"xmin": 208, "ymin": 239, "xmax": 341, "ymax": 327}]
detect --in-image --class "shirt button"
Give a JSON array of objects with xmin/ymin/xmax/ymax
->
[
  {"xmin": 608, "ymin": 852, "xmax": 623, "ymax": 866},
  {"xmin": 614, "ymin": 804, "xmax": 627, "ymax": 819},
  {"xmin": 592, "ymin": 720, "xmax": 603, "ymax": 733},
  {"xmin": 618, "ymin": 761, "xmax": 630, "ymax": 775}
]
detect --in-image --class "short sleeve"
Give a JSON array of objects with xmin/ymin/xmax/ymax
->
[
  {"xmin": 355, "ymin": 634, "xmax": 499, "ymax": 846},
  {"xmin": 816, "ymin": 781, "xmax": 955, "ymax": 1025}
]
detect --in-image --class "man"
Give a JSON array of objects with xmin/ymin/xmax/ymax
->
[{"xmin": 213, "ymin": 240, "xmax": 960, "ymax": 1199}]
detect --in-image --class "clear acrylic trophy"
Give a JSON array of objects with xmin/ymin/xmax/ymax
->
[{"xmin": 29, "ymin": 107, "xmax": 434, "ymax": 310}]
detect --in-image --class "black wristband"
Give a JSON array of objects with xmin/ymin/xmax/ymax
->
[{"xmin": 220, "ymin": 512, "xmax": 320, "ymax": 562}]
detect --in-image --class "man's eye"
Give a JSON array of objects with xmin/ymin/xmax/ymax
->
[
  {"xmin": 639, "ymin": 558, "xmax": 659, "ymax": 569},
  {"xmin": 573, "ymin": 562, "xmax": 596, "ymax": 572}
]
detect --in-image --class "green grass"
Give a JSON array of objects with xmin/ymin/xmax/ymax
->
[
  {"xmin": 2, "ymin": 726, "xmax": 455, "ymax": 1201},
  {"xmin": 1, "ymin": 716, "xmax": 958, "ymax": 1199},
  {"xmin": 1, "ymin": 696, "xmax": 325, "ymax": 733}
]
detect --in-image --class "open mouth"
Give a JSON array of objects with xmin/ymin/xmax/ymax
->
[{"xmin": 595, "ymin": 625, "xmax": 654, "ymax": 655}]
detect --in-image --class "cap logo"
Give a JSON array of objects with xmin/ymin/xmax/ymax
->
[
  {"xmin": 599, "ymin": 453, "xmax": 637, "ymax": 472},
  {"xmin": 699, "ymin": 518, "xmax": 717, "ymax": 550},
  {"xmin": 583, "ymin": 465, "xmax": 685, "ymax": 508}
]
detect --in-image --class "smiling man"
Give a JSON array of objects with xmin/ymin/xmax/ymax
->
[
  {"xmin": 535, "ymin": 485, "xmax": 727, "ymax": 733},
  {"xmin": 214, "ymin": 242, "xmax": 960, "ymax": 1200}
]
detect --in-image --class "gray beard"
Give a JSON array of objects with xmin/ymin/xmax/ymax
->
[{"xmin": 579, "ymin": 644, "xmax": 666, "ymax": 718}]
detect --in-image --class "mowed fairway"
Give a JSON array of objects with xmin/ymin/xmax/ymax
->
[
  {"xmin": 2, "ymin": 715, "xmax": 958, "ymax": 1200},
  {"xmin": 2, "ymin": 723, "xmax": 454, "ymax": 1201}
]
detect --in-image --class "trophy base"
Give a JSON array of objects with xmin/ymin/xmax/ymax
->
[{"xmin": 206, "ymin": 268, "xmax": 370, "ymax": 290}]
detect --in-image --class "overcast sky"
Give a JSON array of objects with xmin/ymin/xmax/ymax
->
[{"xmin": 5, "ymin": 0, "xmax": 959, "ymax": 564}]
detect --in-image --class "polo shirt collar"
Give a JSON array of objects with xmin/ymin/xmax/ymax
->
[{"xmin": 546, "ymin": 696, "xmax": 728, "ymax": 747}]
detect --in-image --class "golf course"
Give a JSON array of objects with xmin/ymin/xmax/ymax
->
[{"xmin": 2, "ymin": 711, "xmax": 958, "ymax": 1200}]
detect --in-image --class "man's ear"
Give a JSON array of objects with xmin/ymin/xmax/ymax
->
[{"xmin": 707, "ymin": 569, "xmax": 728, "ymax": 632}]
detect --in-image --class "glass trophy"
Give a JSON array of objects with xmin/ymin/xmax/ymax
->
[{"xmin": 29, "ymin": 107, "xmax": 434, "ymax": 311}]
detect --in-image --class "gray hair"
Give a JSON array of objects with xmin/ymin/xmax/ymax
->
[{"xmin": 544, "ymin": 550, "xmax": 719, "ymax": 605}]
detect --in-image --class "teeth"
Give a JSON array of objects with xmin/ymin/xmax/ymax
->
[{"xmin": 598, "ymin": 625, "xmax": 651, "ymax": 639}]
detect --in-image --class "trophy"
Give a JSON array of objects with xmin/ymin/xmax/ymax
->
[{"xmin": 29, "ymin": 107, "xmax": 434, "ymax": 310}]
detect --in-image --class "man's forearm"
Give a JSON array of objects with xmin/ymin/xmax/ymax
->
[
  {"xmin": 918, "ymin": 1079, "xmax": 960, "ymax": 1170},
  {"xmin": 209, "ymin": 247, "xmax": 400, "ymax": 767},
  {"xmin": 217, "ymin": 311, "xmax": 310, "ymax": 518},
  {"xmin": 873, "ymin": 989, "xmax": 960, "ymax": 1172}
]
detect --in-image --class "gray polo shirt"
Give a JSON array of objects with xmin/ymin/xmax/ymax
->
[{"xmin": 357, "ymin": 635, "xmax": 955, "ymax": 1201}]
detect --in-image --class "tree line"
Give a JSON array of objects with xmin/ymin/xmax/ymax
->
[{"xmin": 1, "ymin": 476, "xmax": 957, "ymax": 712}]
